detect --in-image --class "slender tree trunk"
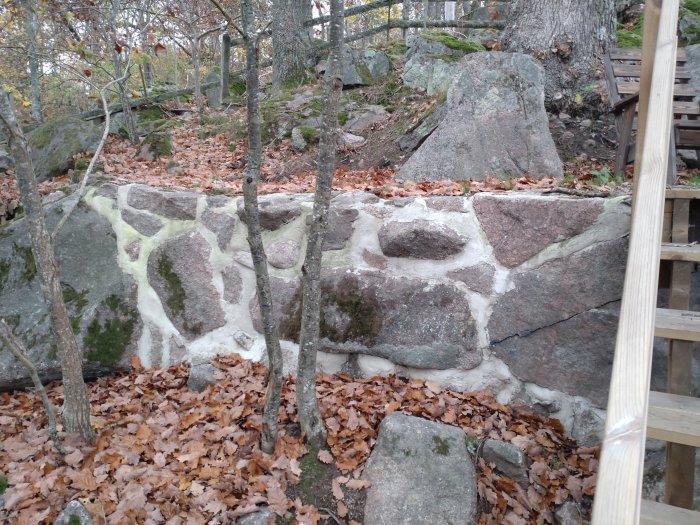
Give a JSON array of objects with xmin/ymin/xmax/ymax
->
[
  {"xmin": 241, "ymin": 0, "xmax": 284, "ymax": 455},
  {"xmin": 501, "ymin": 0, "xmax": 616, "ymax": 111},
  {"xmin": 192, "ymin": 36, "xmax": 203, "ymax": 113},
  {"xmin": 271, "ymin": 0, "xmax": 312, "ymax": 94},
  {"xmin": 444, "ymin": 1, "xmax": 456, "ymax": 21},
  {"xmin": 25, "ymin": 0, "xmax": 42, "ymax": 124},
  {"xmin": 221, "ymin": 32, "xmax": 231, "ymax": 102},
  {"xmin": 111, "ymin": 0, "xmax": 138, "ymax": 143},
  {"xmin": 402, "ymin": 0, "xmax": 414, "ymax": 38},
  {"xmin": 0, "ymin": 92, "xmax": 94, "ymax": 444},
  {"xmin": 297, "ymin": 0, "xmax": 344, "ymax": 447}
]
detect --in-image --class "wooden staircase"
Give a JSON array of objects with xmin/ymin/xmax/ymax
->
[{"xmin": 592, "ymin": 1, "xmax": 700, "ymax": 524}]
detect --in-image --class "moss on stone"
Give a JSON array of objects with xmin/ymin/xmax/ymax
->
[
  {"xmin": 142, "ymin": 132, "xmax": 173, "ymax": 158},
  {"xmin": 0, "ymin": 258, "xmax": 10, "ymax": 291},
  {"xmin": 67, "ymin": 515, "xmax": 81, "ymax": 525},
  {"xmin": 30, "ymin": 123, "xmax": 53, "ymax": 149},
  {"xmin": 320, "ymin": 277, "xmax": 381, "ymax": 345},
  {"xmin": 84, "ymin": 295, "xmax": 136, "ymax": 366},
  {"xmin": 62, "ymin": 284, "xmax": 88, "ymax": 334},
  {"xmin": 422, "ymin": 31, "xmax": 485, "ymax": 53},
  {"xmin": 432, "ymin": 435, "xmax": 450, "ymax": 456},
  {"xmin": 298, "ymin": 125, "xmax": 320, "ymax": 143},
  {"xmin": 356, "ymin": 62, "xmax": 375, "ymax": 85},
  {"xmin": 157, "ymin": 254, "xmax": 186, "ymax": 316},
  {"xmin": 0, "ymin": 476, "xmax": 8, "ymax": 495},
  {"xmin": 137, "ymin": 106, "xmax": 166, "ymax": 123},
  {"xmin": 14, "ymin": 244, "xmax": 36, "ymax": 283},
  {"xmin": 429, "ymin": 53, "xmax": 462, "ymax": 63},
  {"xmin": 229, "ymin": 78, "xmax": 246, "ymax": 97},
  {"xmin": 338, "ymin": 111, "xmax": 349, "ymax": 126}
]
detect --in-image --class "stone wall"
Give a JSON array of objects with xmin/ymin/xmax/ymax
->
[{"xmin": 0, "ymin": 184, "xmax": 632, "ymax": 443}]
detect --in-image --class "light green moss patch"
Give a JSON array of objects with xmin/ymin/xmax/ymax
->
[
  {"xmin": 432, "ymin": 435, "xmax": 450, "ymax": 456},
  {"xmin": 298, "ymin": 125, "xmax": 320, "ymax": 143},
  {"xmin": 157, "ymin": 255, "xmax": 186, "ymax": 315},
  {"xmin": 617, "ymin": 15, "xmax": 644, "ymax": 48},
  {"xmin": 13, "ymin": 244, "xmax": 36, "ymax": 284},
  {"xmin": 428, "ymin": 53, "xmax": 462, "ymax": 63},
  {"xmin": 84, "ymin": 295, "xmax": 137, "ymax": 366},
  {"xmin": 0, "ymin": 476, "xmax": 8, "ymax": 495},
  {"xmin": 422, "ymin": 31, "xmax": 485, "ymax": 53},
  {"xmin": 0, "ymin": 259, "xmax": 10, "ymax": 291},
  {"xmin": 137, "ymin": 106, "xmax": 166, "ymax": 123}
]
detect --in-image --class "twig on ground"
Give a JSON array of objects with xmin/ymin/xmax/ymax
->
[{"xmin": 544, "ymin": 187, "xmax": 610, "ymax": 198}]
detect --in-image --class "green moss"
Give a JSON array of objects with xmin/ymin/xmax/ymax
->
[
  {"xmin": 74, "ymin": 157, "xmax": 90, "ymax": 171},
  {"xmin": 422, "ymin": 31, "xmax": 485, "ymax": 53},
  {"xmin": 200, "ymin": 114, "xmax": 229, "ymax": 126},
  {"xmin": 84, "ymin": 296, "xmax": 136, "ymax": 366},
  {"xmin": 297, "ymin": 445, "xmax": 336, "ymax": 503},
  {"xmin": 157, "ymin": 255, "xmax": 186, "ymax": 315},
  {"xmin": 298, "ymin": 125, "xmax": 320, "ymax": 143},
  {"xmin": 141, "ymin": 132, "xmax": 173, "ymax": 158},
  {"xmin": 338, "ymin": 111, "xmax": 349, "ymax": 126},
  {"xmin": 319, "ymin": 276, "xmax": 381, "ymax": 345},
  {"xmin": 0, "ymin": 259, "xmax": 10, "ymax": 291},
  {"xmin": 0, "ymin": 476, "xmax": 8, "ymax": 495},
  {"xmin": 465, "ymin": 436, "xmax": 479, "ymax": 454},
  {"xmin": 685, "ymin": 0, "xmax": 700, "ymax": 15},
  {"xmin": 62, "ymin": 284, "xmax": 88, "ymax": 334},
  {"xmin": 67, "ymin": 515, "xmax": 81, "ymax": 525},
  {"xmin": 432, "ymin": 435, "xmax": 450, "ymax": 456},
  {"xmin": 229, "ymin": 78, "xmax": 246, "ymax": 97},
  {"xmin": 356, "ymin": 62, "xmax": 375, "ymax": 85},
  {"xmin": 13, "ymin": 244, "xmax": 36, "ymax": 283},
  {"xmin": 617, "ymin": 14, "xmax": 644, "ymax": 48},
  {"xmin": 429, "ymin": 53, "xmax": 462, "ymax": 63},
  {"xmin": 137, "ymin": 106, "xmax": 166, "ymax": 123},
  {"xmin": 30, "ymin": 123, "xmax": 53, "ymax": 149}
]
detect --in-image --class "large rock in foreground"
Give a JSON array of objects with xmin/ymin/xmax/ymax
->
[
  {"xmin": 399, "ymin": 52, "xmax": 562, "ymax": 181},
  {"xmin": 363, "ymin": 413, "xmax": 477, "ymax": 525}
]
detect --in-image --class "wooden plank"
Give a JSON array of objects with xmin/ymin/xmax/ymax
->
[
  {"xmin": 665, "ymin": 199, "xmax": 696, "ymax": 508},
  {"xmin": 654, "ymin": 308, "xmax": 700, "ymax": 341},
  {"xmin": 617, "ymin": 81, "xmax": 696, "ymax": 97},
  {"xmin": 666, "ymin": 186, "xmax": 700, "ymax": 199},
  {"xmin": 612, "ymin": 63, "xmax": 692, "ymax": 79},
  {"xmin": 591, "ymin": 1, "xmax": 680, "ymax": 523},
  {"xmin": 659, "ymin": 242, "xmax": 700, "ymax": 261},
  {"xmin": 676, "ymin": 127, "xmax": 700, "ymax": 148},
  {"xmin": 647, "ymin": 391, "xmax": 700, "ymax": 447},
  {"xmin": 640, "ymin": 499, "xmax": 700, "ymax": 525}
]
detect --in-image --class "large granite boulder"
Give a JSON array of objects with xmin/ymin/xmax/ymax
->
[
  {"xmin": 341, "ymin": 48, "xmax": 390, "ymax": 87},
  {"xmin": 26, "ymin": 117, "xmax": 102, "ymax": 181},
  {"xmin": 399, "ymin": 52, "xmax": 563, "ymax": 181},
  {"xmin": 363, "ymin": 413, "xmax": 477, "ymax": 525},
  {"xmin": 204, "ymin": 70, "xmax": 222, "ymax": 108},
  {"xmin": 250, "ymin": 269, "xmax": 481, "ymax": 370},
  {"xmin": 0, "ymin": 193, "xmax": 140, "ymax": 389}
]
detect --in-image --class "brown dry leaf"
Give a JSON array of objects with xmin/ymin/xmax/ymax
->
[
  {"xmin": 331, "ymin": 478, "xmax": 344, "ymax": 500},
  {"xmin": 317, "ymin": 449, "xmax": 334, "ymax": 464},
  {"xmin": 130, "ymin": 355, "xmax": 143, "ymax": 371},
  {"xmin": 345, "ymin": 479, "xmax": 370, "ymax": 490},
  {"xmin": 336, "ymin": 500, "xmax": 348, "ymax": 518}
]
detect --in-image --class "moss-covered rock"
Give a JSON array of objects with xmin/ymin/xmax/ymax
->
[
  {"xmin": 422, "ymin": 31, "xmax": 485, "ymax": 53},
  {"xmin": 136, "ymin": 131, "xmax": 173, "ymax": 160},
  {"xmin": 84, "ymin": 295, "xmax": 138, "ymax": 366}
]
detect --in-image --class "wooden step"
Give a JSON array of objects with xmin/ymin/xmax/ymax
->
[
  {"xmin": 647, "ymin": 391, "xmax": 700, "ymax": 447},
  {"xmin": 659, "ymin": 242, "xmax": 700, "ymax": 262},
  {"xmin": 654, "ymin": 308, "xmax": 700, "ymax": 341},
  {"xmin": 666, "ymin": 186, "xmax": 700, "ymax": 199},
  {"xmin": 640, "ymin": 499, "xmax": 700, "ymax": 525}
]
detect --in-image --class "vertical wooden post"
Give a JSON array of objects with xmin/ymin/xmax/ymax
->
[
  {"xmin": 221, "ymin": 32, "xmax": 231, "ymax": 103},
  {"xmin": 665, "ymin": 198, "xmax": 696, "ymax": 508}
]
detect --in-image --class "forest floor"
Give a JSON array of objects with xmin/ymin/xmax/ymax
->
[{"xmin": 0, "ymin": 354, "xmax": 598, "ymax": 525}]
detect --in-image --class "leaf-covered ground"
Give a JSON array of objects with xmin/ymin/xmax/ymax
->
[{"xmin": 0, "ymin": 354, "xmax": 598, "ymax": 525}]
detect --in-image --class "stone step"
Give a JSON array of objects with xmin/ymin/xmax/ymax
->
[
  {"xmin": 654, "ymin": 308, "xmax": 700, "ymax": 342},
  {"xmin": 647, "ymin": 391, "xmax": 700, "ymax": 447},
  {"xmin": 659, "ymin": 242, "xmax": 700, "ymax": 262},
  {"xmin": 640, "ymin": 498, "xmax": 700, "ymax": 525}
]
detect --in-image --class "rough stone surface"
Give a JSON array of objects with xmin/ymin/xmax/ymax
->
[
  {"xmin": 492, "ymin": 304, "xmax": 620, "ymax": 406},
  {"xmin": 399, "ymin": 102, "xmax": 447, "ymax": 152},
  {"xmin": 403, "ymin": 34, "xmax": 473, "ymax": 95},
  {"xmin": 0, "ymin": 194, "xmax": 140, "ymax": 389},
  {"xmin": 343, "ymin": 105, "xmax": 389, "ymax": 133},
  {"xmin": 378, "ymin": 220, "xmax": 466, "ymax": 260},
  {"xmin": 121, "ymin": 209, "xmax": 163, "ymax": 237},
  {"xmin": 363, "ymin": 413, "xmax": 477, "ymax": 525},
  {"xmin": 399, "ymin": 52, "xmax": 563, "ymax": 181},
  {"xmin": 238, "ymin": 194, "xmax": 307, "ymax": 231},
  {"xmin": 236, "ymin": 507, "xmax": 272, "ymax": 525},
  {"xmin": 554, "ymin": 501, "xmax": 584, "ymax": 525},
  {"xmin": 291, "ymin": 127, "xmax": 307, "ymax": 151},
  {"xmin": 489, "ymin": 239, "xmax": 627, "ymax": 343},
  {"xmin": 201, "ymin": 208, "xmax": 237, "ymax": 250},
  {"xmin": 473, "ymin": 194, "xmax": 604, "ymax": 268},
  {"xmin": 187, "ymin": 362, "xmax": 219, "ymax": 392},
  {"xmin": 482, "ymin": 439, "xmax": 531, "ymax": 487},
  {"xmin": 252, "ymin": 270, "xmax": 481, "ymax": 370},
  {"xmin": 341, "ymin": 47, "xmax": 390, "ymax": 86},
  {"xmin": 267, "ymin": 239, "xmax": 300, "ymax": 269},
  {"xmin": 147, "ymin": 232, "xmax": 226, "ymax": 339},
  {"xmin": 136, "ymin": 132, "xmax": 173, "ymax": 161},
  {"xmin": 204, "ymin": 70, "xmax": 222, "ymax": 108},
  {"xmin": 222, "ymin": 263, "xmax": 243, "ymax": 304},
  {"xmin": 0, "ymin": 144, "xmax": 12, "ymax": 172},
  {"xmin": 54, "ymin": 500, "xmax": 95, "ymax": 525},
  {"xmin": 322, "ymin": 207, "xmax": 359, "ymax": 250},
  {"xmin": 339, "ymin": 131, "xmax": 366, "ymax": 148},
  {"xmin": 447, "ymin": 263, "xmax": 495, "ymax": 295},
  {"xmin": 27, "ymin": 117, "xmax": 102, "ymax": 181},
  {"xmin": 127, "ymin": 185, "xmax": 198, "ymax": 221}
]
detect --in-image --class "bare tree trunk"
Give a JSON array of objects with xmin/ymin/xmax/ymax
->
[
  {"xmin": 444, "ymin": 1, "xmax": 456, "ymax": 21},
  {"xmin": 0, "ymin": 320, "xmax": 64, "ymax": 454},
  {"xmin": 501, "ymin": 0, "xmax": 616, "ymax": 112},
  {"xmin": 297, "ymin": 0, "xmax": 344, "ymax": 448},
  {"xmin": 271, "ymin": 0, "xmax": 313, "ymax": 94},
  {"xmin": 241, "ymin": 0, "xmax": 284, "ymax": 455},
  {"xmin": 25, "ymin": 0, "xmax": 43, "ymax": 124},
  {"xmin": 221, "ymin": 32, "xmax": 231, "ymax": 102},
  {"xmin": 111, "ymin": 0, "xmax": 138, "ymax": 143},
  {"xmin": 191, "ymin": 36, "xmax": 204, "ymax": 113},
  {"xmin": 0, "ymin": 92, "xmax": 94, "ymax": 444},
  {"xmin": 403, "ymin": 0, "xmax": 414, "ymax": 38}
]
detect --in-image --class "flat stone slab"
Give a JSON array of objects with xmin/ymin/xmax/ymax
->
[{"xmin": 363, "ymin": 413, "xmax": 477, "ymax": 525}]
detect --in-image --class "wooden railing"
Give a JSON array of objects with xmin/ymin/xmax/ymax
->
[{"xmin": 591, "ymin": 1, "xmax": 680, "ymax": 523}]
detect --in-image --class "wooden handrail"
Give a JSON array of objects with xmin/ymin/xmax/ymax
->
[{"xmin": 591, "ymin": 1, "xmax": 680, "ymax": 523}]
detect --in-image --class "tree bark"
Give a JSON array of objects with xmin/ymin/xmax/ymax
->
[
  {"xmin": 111, "ymin": 0, "xmax": 138, "ymax": 143},
  {"xmin": 296, "ymin": 0, "xmax": 344, "ymax": 447},
  {"xmin": 271, "ymin": 0, "xmax": 313, "ymax": 94},
  {"xmin": 0, "ymin": 92, "xmax": 95, "ymax": 444},
  {"xmin": 221, "ymin": 32, "xmax": 231, "ymax": 102},
  {"xmin": 25, "ymin": 0, "xmax": 43, "ymax": 124},
  {"xmin": 501, "ymin": 0, "xmax": 616, "ymax": 112},
  {"xmin": 241, "ymin": 0, "xmax": 284, "ymax": 455}
]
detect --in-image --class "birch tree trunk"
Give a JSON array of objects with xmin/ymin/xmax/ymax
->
[
  {"xmin": 25, "ymin": 0, "xmax": 43, "ymax": 124},
  {"xmin": 296, "ymin": 0, "xmax": 344, "ymax": 447},
  {"xmin": 501, "ymin": 0, "xmax": 616, "ymax": 111},
  {"xmin": 241, "ymin": 0, "xmax": 284, "ymax": 454},
  {"xmin": 0, "ymin": 92, "xmax": 94, "ymax": 444}
]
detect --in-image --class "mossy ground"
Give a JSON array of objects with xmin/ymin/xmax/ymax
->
[{"xmin": 616, "ymin": 15, "xmax": 644, "ymax": 48}]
